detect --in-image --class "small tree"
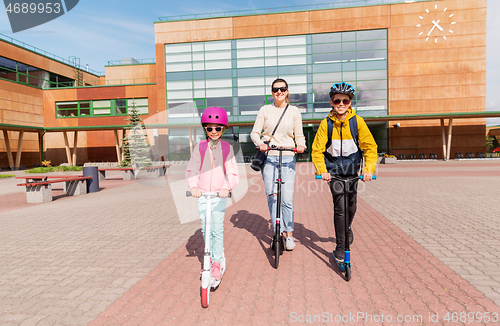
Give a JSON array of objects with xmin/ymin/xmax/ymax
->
[{"xmin": 118, "ymin": 100, "xmax": 152, "ymax": 168}]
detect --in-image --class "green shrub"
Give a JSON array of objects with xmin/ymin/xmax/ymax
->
[
  {"xmin": 0, "ymin": 174, "xmax": 15, "ymax": 178},
  {"xmin": 26, "ymin": 166, "xmax": 83, "ymax": 173}
]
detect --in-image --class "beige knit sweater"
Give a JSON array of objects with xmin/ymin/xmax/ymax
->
[{"xmin": 251, "ymin": 104, "xmax": 306, "ymax": 156}]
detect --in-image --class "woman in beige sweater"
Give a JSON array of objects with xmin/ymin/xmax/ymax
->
[{"xmin": 251, "ymin": 78, "xmax": 306, "ymax": 251}]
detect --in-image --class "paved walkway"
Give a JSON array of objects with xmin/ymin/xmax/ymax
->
[{"xmin": 0, "ymin": 161, "xmax": 499, "ymax": 325}]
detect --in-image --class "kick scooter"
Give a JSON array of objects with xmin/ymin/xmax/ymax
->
[
  {"xmin": 315, "ymin": 174, "xmax": 376, "ymax": 281},
  {"xmin": 186, "ymin": 190, "xmax": 231, "ymax": 308},
  {"xmin": 261, "ymin": 145, "xmax": 297, "ymax": 269}
]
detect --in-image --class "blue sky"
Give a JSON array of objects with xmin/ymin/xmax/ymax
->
[{"xmin": 1, "ymin": 0, "xmax": 498, "ymax": 125}]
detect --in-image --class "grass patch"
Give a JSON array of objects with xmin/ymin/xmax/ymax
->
[
  {"xmin": 26, "ymin": 166, "xmax": 83, "ymax": 173},
  {"xmin": 0, "ymin": 174, "xmax": 15, "ymax": 178}
]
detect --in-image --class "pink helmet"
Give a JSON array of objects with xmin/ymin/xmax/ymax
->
[{"xmin": 201, "ymin": 107, "xmax": 228, "ymax": 127}]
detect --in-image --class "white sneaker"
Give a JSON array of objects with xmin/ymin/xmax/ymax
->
[{"xmin": 286, "ymin": 237, "xmax": 296, "ymax": 251}]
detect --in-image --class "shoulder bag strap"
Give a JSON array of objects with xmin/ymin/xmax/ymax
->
[{"xmin": 270, "ymin": 104, "xmax": 289, "ymax": 137}]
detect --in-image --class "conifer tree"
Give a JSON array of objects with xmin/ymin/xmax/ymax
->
[{"xmin": 118, "ymin": 100, "xmax": 152, "ymax": 168}]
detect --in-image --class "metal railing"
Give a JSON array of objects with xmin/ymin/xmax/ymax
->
[
  {"xmin": 158, "ymin": 0, "xmax": 437, "ymax": 22},
  {"xmin": 0, "ymin": 32, "xmax": 104, "ymax": 76},
  {"xmin": 84, "ymin": 77, "xmax": 157, "ymax": 86},
  {"xmin": 107, "ymin": 58, "xmax": 156, "ymax": 66}
]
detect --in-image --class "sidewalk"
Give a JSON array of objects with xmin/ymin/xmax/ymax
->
[{"xmin": 0, "ymin": 161, "xmax": 499, "ymax": 325}]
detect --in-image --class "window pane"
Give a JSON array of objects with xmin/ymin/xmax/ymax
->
[
  {"xmin": 93, "ymin": 100, "xmax": 111, "ymax": 108},
  {"xmin": 205, "ymin": 41, "xmax": 231, "ymax": 51},
  {"xmin": 278, "ymin": 35, "xmax": 306, "ymax": 46},
  {"xmin": 130, "ymin": 98, "xmax": 148, "ymax": 106},
  {"xmin": 238, "ymin": 86, "xmax": 266, "ymax": 96},
  {"xmin": 206, "ymin": 60, "xmax": 231, "ymax": 70},
  {"xmin": 342, "ymin": 31, "xmax": 356, "ymax": 41},
  {"xmin": 205, "ymin": 69, "xmax": 232, "ymax": 79},
  {"xmin": 206, "ymin": 88, "xmax": 232, "ymax": 97},
  {"xmin": 57, "ymin": 109, "xmax": 78, "ymax": 117},
  {"xmin": 278, "ymin": 45, "xmax": 306, "ymax": 56},
  {"xmin": 167, "ymin": 62, "xmax": 192, "ymax": 72},
  {"xmin": 278, "ymin": 56, "xmax": 306, "ymax": 66},
  {"xmin": 356, "ymin": 29, "xmax": 387, "ymax": 41},
  {"xmin": 237, "ymin": 38, "xmax": 264, "ymax": 48},
  {"xmin": 313, "ymin": 72, "xmax": 342, "ymax": 83},
  {"xmin": 167, "ymin": 80, "xmax": 193, "ymax": 90},
  {"xmin": 57, "ymin": 102, "xmax": 78, "ymax": 109},
  {"xmin": 237, "ymin": 48, "xmax": 264, "ymax": 59},
  {"xmin": 265, "ymin": 57, "xmax": 277, "ymax": 66},
  {"xmin": 238, "ymin": 58, "xmax": 265, "ymax": 68},
  {"xmin": 357, "ymin": 40, "xmax": 387, "ymax": 51},
  {"xmin": 205, "ymin": 50, "xmax": 231, "ymax": 61},
  {"xmin": 312, "ymin": 33, "xmax": 341, "ymax": 44},
  {"xmin": 313, "ymin": 53, "xmax": 342, "ymax": 64},
  {"xmin": 357, "ymin": 90, "xmax": 387, "ymax": 100},
  {"xmin": 238, "ymin": 77, "xmax": 265, "ymax": 87},
  {"xmin": 357, "ymin": 60, "xmax": 387, "ymax": 70},
  {"xmin": 168, "ymin": 90, "xmax": 193, "ymax": 99},
  {"xmin": 136, "ymin": 106, "xmax": 148, "ymax": 114},
  {"xmin": 342, "ymin": 42, "xmax": 356, "ymax": 52},
  {"xmin": 116, "ymin": 99, "xmax": 126, "ymax": 107},
  {"xmin": 166, "ymin": 43, "xmax": 192, "ymax": 53},
  {"xmin": 357, "ymin": 70, "xmax": 387, "ymax": 80},
  {"xmin": 312, "ymin": 62, "xmax": 341, "ymax": 73},
  {"xmin": 166, "ymin": 53, "xmax": 192, "ymax": 63},
  {"xmin": 166, "ymin": 71, "xmax": 193, "ymax": 81},
  {"xmin": 312, "ymin": 43, "xmax": 342, "ymax": 53},
  {"xmin": 79, "ymin": 102, "xmax": 90, "ymax": 108},
  {"xmin": 207, "ymin": 78, "xmax": 232, "ymax": 88},
  {"xmin": 80, "ymin": 109, "xmax": 90, "ymax": 116},
  {"xmin": 93, "ymin": 109, "xmax": 111, "ymax": 115},
  {"xmin": 357, "ymin": 50, "xmax": 387, "ymax": 61}
]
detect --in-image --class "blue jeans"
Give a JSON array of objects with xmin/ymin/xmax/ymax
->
[
  {"xmin": 262, "ymin": 155, "xmax": 296, "ymax": 233},
  {"xmin": 198, "ymin": 197, "xmax": 227, "ymax": 263}
]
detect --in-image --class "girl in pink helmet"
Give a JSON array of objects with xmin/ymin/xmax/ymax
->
[{"xmin": 185, "ymin": 107, "xmax": 239, "ymax": 280}]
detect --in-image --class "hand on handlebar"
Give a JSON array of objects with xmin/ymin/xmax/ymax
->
[
  {"xmin": 219, "ymin": 188, "xmax": 230, "ymax": 198},
  {"xmin": 190, "ymin": 187, "xmax": 201, "ymax": 198},
  {"xmin": 296, "ymin": 145, "xmax": 305, "ymax": 154},
  {"xmin": 321, "ymin": 172, "xmax": 331, "ymax": 181},
  {"xmin": 258, "ymin": 143, "xmax": 269, "ymax": 152},
  {"xmin": 361, "ymin": 172, "xmax": 373, "ymax": 182}
]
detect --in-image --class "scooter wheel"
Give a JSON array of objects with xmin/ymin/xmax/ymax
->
[
  {"xmin": 345, "ymin": 265, "xmax": 351, "ymax": 282},
  {"xmin": 274, "ymin": 237, "xmax": 280, "ymax": 269},
  {"xmin": 201, "ymin": 286, "xmax": 209, "ymax": 308}
]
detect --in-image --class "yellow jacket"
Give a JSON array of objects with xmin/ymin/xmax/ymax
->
[{"xmin": 311, "ymin": 108, "xmax": 378, "ymax": 175}]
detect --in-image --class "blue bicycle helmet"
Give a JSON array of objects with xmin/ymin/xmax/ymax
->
[{"xmin": 330, "ymin": 82, "xmax": 355, "ymax": 99}]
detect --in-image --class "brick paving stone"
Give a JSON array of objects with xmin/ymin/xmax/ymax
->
[{"xmin": 2, "ymin": 162, "xmax": 500, "ymax": 325}]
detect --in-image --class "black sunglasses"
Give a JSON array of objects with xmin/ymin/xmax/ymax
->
[
  {"xmin": 333, "ymin": 99, "xmax": 351, "ymax": 105},
  {"xmin": 205, "ymin": 126, "xmax": 223, "ymax": 132},
  {"xmin": 272, "ymin": 87, "xmax": 288, "ymax": 93}
]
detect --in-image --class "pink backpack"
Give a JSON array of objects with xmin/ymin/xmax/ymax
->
[{"xmin": 199, "ymin": 139, "xmax": 231, "ymax": 174}]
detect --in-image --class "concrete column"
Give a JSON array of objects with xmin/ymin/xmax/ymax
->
[{"xmin": 446, "ymin": 118, "xmax": 454, "ymax": 161}]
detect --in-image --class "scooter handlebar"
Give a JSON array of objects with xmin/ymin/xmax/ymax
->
[
  {"xmin": 315, "ymin": 175, "xmax": 377, "ymax": 180},
  {"xmin": 255, "ymin": 146, "xmax": 297, "ymax": 152},
  {"xmin": 186, "ymin": 191, "xmax": 232, "ymax": 198}
]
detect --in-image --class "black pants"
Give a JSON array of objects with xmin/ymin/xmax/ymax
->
[{"xmin": 329, "ymin": 177, "xmax": 358, "ymax": 248}]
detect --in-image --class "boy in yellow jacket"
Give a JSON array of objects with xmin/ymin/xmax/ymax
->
[{"xmin": 311, "ymin": 82, "xmax": 378, "ymax": 265}]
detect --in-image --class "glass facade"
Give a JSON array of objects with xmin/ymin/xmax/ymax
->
[
  {"xmin": 164, "ymin": 29, "xmax": 388, "ymax": 158},
  {"xmin": 164, "ymin": 29, "xmax": 388, "ymax": 124}
]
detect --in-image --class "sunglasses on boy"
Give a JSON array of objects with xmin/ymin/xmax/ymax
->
[
  {"xmin": 272, "ymin": 87, "xmax": 288, "ymax": 93},
  {"xmin": 205, "ymin": 126, "xmax": 223, "ymax": 132},
  {"xmin": 332, "ymin": 99, "xmax": 351, "ymax": 106}
]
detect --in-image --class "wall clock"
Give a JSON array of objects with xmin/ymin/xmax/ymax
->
[{"xmin": 416, "ymin": 4, "xmax": 456, "ymax": 43}]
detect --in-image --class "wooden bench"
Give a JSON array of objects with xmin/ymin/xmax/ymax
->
[
  {"xmin": 97, "ymin": 165, "xmax": 170, "ymax": 180},
  {"xmin": 17, "ymin": 175, "xmax": 92, "ymax": 203}
]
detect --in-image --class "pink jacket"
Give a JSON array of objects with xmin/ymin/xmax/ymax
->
[{"xmin": 185, "ymin": 140, "xmax": 239, "ymax": 193}]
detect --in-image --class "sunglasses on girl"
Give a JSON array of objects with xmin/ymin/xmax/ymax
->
[
  {"xmin": 272, "ymin": 87, "xmax": 288, "ymax": 93},
  {"xmin": 333, "ymin": 99, "xmax": 351, "ymax": 105},
  {"xmin": 205, "ymin": 126, "xmax": 223, "ymax": 132}
]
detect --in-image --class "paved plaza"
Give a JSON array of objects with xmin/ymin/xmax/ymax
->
[{"xmin": 0, "ymin": 161, "xmax": 499, "ymax": 325}]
